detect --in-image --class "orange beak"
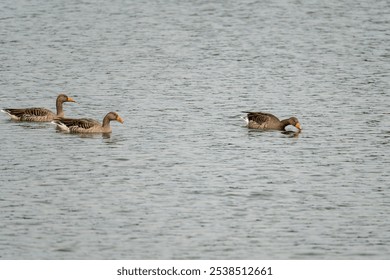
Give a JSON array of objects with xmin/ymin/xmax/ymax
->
[
  {"xmin": 295, "ymin": 123, "xmax": 302, "ymax": 130},
  {"xmin": 67, "ymin": 97, "xmax": 76, "ymax": 102},
  {"xmin": 117, "ymin": 116, "xmax": 124, "ymax": 124}
]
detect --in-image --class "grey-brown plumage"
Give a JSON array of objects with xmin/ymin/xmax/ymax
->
[
  {"xmin": 52, "ymin": 112, "xmax": 124, "ymax": 133},
  {"xmin": 244, "ymin": 112, "xmax": 301, "ymax": 131},
  {"xmin": 1, "ymin": 94, "xmax": 76, "ymax": 121}
]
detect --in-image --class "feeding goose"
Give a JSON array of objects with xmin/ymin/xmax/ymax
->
[{"xmin": 243, "ymin": 112, "xmax": 301, "ymax": 131}]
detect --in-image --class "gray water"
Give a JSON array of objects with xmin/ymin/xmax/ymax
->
[{"xmin": 0, "ymin": 0, "xmax": 389, "ymax": 259}]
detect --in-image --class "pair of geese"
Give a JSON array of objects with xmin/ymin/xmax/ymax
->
[
  {"xmin": 1, "ymin": 94, "xmax": 124, "ymax": 133},
  {"xmin": 1, "ymin": 94, "xmax": 302, "ymax": 133}
]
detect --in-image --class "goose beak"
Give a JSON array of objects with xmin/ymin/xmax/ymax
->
[
  {"xmin": 67, "ymin": 97, "xmax": 76, "ymax": 102},
  {"xmin": 117, "ymin": 116, "xmax": 124, "ymax": 124},
  {"xmin": 295, "ymin": 123, "xmax": 302, "ymax": 130}
]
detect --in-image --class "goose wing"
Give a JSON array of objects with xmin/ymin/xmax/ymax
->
[
  {"xmin": 3, "ymin": 107, "xmax": 53, "ymax": 118},
  {"xmin": 58, "ymin": 118, "xmax": 101, "ymax": 129},
  {"xmin": 245, "ymin": 112, "xmax": 280, "ymax": 125}
]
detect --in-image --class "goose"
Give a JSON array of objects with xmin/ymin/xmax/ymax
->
[
  {"xmin": 243, "ymin": 112, "xmax": 301, "ymax": 131},
  {"xmin": 52, "ymin": 112, "xmax": 124, "ymax": 133},
  {"xmin": 1, "ymin": 94, "xmax": 76, "ymax": 121}
]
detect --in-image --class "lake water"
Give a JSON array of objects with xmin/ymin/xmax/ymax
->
[{"xmin": 0, "ymin": 0, "xmax": 389, "ymax": 259}]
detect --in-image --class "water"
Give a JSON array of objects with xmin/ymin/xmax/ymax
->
[{"xmin": 0, "ymin": 0, "xmax": 389, "ymax": 259}]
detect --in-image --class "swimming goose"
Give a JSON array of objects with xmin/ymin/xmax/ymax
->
[
  {"xmin": 243, "ymin": 112, "xmax": 301, "ymax": 131},
  {"xmin": 52, "ymin": 112, "xmax": 124, "ymax": 133},
  {"xmin": 1, "ymin": 94, "xmax": 76, "ymax": 121}
]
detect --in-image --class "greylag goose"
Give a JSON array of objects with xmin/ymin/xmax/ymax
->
[
  {"xmin": 52, "ymin": 112, "xmax": 124, "ymax": 133},
  {"xmin": 1, "ymin": 94, "xmax": 76, "ymax": 121},
  {"xmin": 244, "ymin": 112, "xmax": 301, "ymax": 131}
]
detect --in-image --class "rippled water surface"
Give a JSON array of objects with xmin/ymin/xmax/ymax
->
[{"xmin": 1, "ymin": 0, "xmax": 389, "ymax": 259}]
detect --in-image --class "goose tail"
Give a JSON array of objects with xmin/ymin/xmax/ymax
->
[
  {"xmin": 51, "ymin": 120, "xmax": 70, "ymax": 132},
  {"xmin": 241, "ymin": 115, "xmax": 249, "ymax": 125},
  {"xmin": 1, "ymin": 109, "xmax": 20, "ymax": 120}
]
